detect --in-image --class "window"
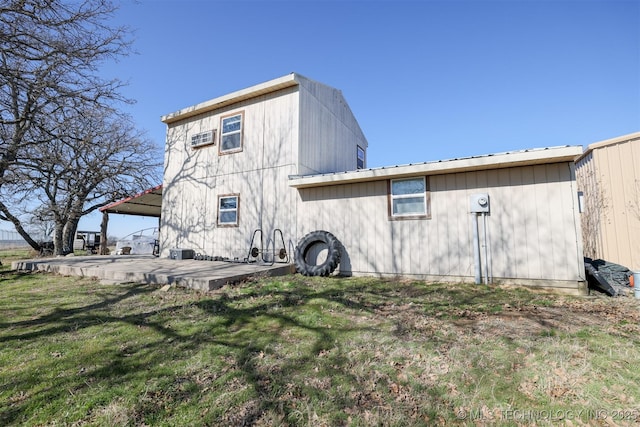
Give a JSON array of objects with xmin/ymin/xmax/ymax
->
[
  {"xmin": 217, "ymin": 194, "xmax": 239, "ymax": 226},
  {"xmin": 389, "ymin": 177, "xmax": 429, "ymax": 219},
  {"xmin": 219, "ymin": 112, "xmax": 243, "ymax": 154},
  {"xmin": 191, "ymin": 130, "xmax": 215, "ymax": 148},
  {"xmin": 357, "ymin": 145, "xmax": 365, "ymax": 169}
]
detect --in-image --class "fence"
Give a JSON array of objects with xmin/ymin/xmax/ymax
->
[{"xmin": 0, "ymin": 229, "xmax": 28, "ymax": 249}]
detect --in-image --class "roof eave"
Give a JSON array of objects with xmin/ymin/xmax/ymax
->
[
  {"xmin": 575, "ymin": 131, "xmax": 640, "ymax": 163},
  {"xmin": 161, "ymin": 73, "xmax": 300, "ymax": 124},
  {"xmin": 289, "ymin": 146, "xmax": 583, "ymax": 189}
]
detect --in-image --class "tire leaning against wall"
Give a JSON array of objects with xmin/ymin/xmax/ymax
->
[{"xmin": 294, "ymin": 230, "xmax": 342, "ymax": 276}]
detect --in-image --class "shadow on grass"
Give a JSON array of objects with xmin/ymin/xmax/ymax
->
[{"xmin": 0, "ymin": 274, "xmax": 560, "ymax": 425}]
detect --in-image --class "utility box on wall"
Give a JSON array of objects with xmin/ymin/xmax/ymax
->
[
  {"xmin": 169, "ymin": 248, "xmax": 195, "ymax": 260},
  {"xmin": 470, "ymin": 193, "xmax": 490, "ymax": 213}
]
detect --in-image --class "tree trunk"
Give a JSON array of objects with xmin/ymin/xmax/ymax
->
[
  {"xmin": 63, "ymin": 219, "xmax": 80, "ymax": 254},
  {"xmin": 53, "ymin": 225, "xmax": 64, "ymax": 256},
  {"xmin": 99, "ymin": 211, "xmax": 109, "ymax": 255},
  {"xmin": 0, "ymin": 201, "xmax": 42, "ymax": 251}
]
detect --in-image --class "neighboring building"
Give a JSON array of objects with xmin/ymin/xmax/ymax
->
[
  {"xmin": 159, "ymin": 73, "xmax": 586, "ymax": 294},
  {"xmin": 575, "ymin": 132, "xmax": 640, "ymax": 270}
]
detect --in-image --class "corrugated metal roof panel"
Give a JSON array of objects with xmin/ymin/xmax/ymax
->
[{"xmin": 289, "ymin": 145, "xmax": 583, "ymax": 188}]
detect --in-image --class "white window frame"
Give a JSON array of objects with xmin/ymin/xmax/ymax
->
[
  {"xmin": 217, "ymin": 194, "xmax": 239, "ymax": 226},
  {"xmin": 357, "ymin": 145, "xmax": 365, "ymax": 169},
  {"xmin": 389, "ymin": 176, "xmax": 430, "ymax": 220},
  {"xmin": 219, "ymin": 111, "xmax": 244, "ymax": 154}
]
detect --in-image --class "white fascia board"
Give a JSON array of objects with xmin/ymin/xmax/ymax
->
[
  {"xmin": 289, "ymin": 145, "xmax": 583, "ymax": 188},
  {"xmin": 161, "ymin": 73, "xmax": 300, "ymax": 124}
]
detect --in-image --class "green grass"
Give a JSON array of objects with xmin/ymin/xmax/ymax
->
[{"xmin": 1, "ymin": 254, "xmax": 640, "ymax": 426}]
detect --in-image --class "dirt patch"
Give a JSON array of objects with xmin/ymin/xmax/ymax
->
[{"xmin": 369, "ymin": 293, "xmax": 640, "ymax": 340}]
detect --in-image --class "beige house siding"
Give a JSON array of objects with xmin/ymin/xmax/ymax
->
[
  {"xmin": 158, "ymin": 73, "xmax": 586, "ymax": 294},
  {"xmin": 160, "ymin": 86, "xmax": 301, "ymax": 258},
  {"xmin": 294, "ymin": 161, "xmax": 585, "ymax": 293},
  {"xmin": 297, "ymin": 78, "xmax": 368, "ymax": 175},
  {"xmin": 575, "ymin": 132, "xmax": 640, "ymax": 269},
  {"xmin": 159, "ymin": 74, "xmax": 368, "ymax": 259}
]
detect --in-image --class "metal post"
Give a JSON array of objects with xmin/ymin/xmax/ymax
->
[
  {"xmin": 472, "ymin": 213, "xmax": 481, "ymax": 284},
  {"xmin": 482, "ymin": 212, "xmax": 489, "ymax": 284}
]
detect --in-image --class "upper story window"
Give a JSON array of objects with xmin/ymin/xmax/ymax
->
[
  {"xmin": 357, "ymin": 145, "xmax": 365, "ymax": 169},
  {"xmin": 389, "ymin": 177, "xmax": 430, "ymax": 219},
  {"xmin": 219, "ymin": 112, "xmax": 243, "ymax": 154},
  {"xmin": 218, "ymin": 194, "xmax": 239, "ymax": 226}
]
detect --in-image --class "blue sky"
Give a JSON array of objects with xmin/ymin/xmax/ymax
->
[{"xmin": 81, "ymin": 0, "xmax": 640, "ymax": 238}]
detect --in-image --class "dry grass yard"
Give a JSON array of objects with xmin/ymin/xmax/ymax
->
[{"xmin": 1, "ymin": 250, "xmax": 640, "ymax": 426}]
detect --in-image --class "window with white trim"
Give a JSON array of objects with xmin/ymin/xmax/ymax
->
[
  {"xmin": 357, "ymin": 145, "xmax": 365, "ymax": 169},
  {"xmin": 217, "ymin": 194, "xmax": 239, "ymax": 226},
  {"xmin": 389, "ymin": 177, "xmax": 429, "ymax": 219},
  {"xmin": 219, "ymin": 112, "xmax": 243, "ymax": 153}
]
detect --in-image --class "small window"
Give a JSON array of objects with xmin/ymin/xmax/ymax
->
[
  {"xmin": 191, "ymin": 130, "xmax": 215, "ymax": 148},
  {"xmin": 217, "ymin": 194, "xmax": 239, "ymax": 226},
  {"xmin": 357, "ymin": 145, "xmax": 365, "ymax": 169},
  {"xmin": 389, "ymin": 177, "xmax": 429, "ymax": 219},
  {"xmin": 219, "ymin": 112, "xmax": 243, "ymax": 154}
]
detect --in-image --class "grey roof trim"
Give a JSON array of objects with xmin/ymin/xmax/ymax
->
[{"xmin": 289, "ymin": 145, "xmax": 583, "ymax": 189}]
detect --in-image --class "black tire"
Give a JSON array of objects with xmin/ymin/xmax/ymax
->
[{"xmin": 294, "ymin": 230, "xmax": 342, "ymax": 276}]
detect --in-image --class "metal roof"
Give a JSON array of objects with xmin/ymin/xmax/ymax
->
[
  {"xmin": 99, "ymin": 184, "xmax": 162, "ymax": 217},
  {"xmin": 289, "ymin": 145, "xmax": 584, "ymax": 189}
]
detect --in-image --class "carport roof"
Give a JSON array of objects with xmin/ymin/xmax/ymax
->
[{"xmin": 99, "ymin": 184, "xmax": 162, "ymax": 217}]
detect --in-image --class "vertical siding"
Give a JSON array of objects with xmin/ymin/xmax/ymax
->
[
  {"xmin": 295, "ymin": 162, "xmax": 583, "ymax": 288},
  {"xmin": 297, "ymin": 77, "xmax": 368, "ymax": 175},
  {"xmin": 160, "ymin": 87, "xmax": 300, "ymax": 259},
  {"xmin": 598, "ymin": 141, "xmax": 639, "ymax": 267},
  {"xmin": 576, "ymin": 135, "xmax": 640, "ymax": 268},
  {"xmin": 575, "ymin": 152, "xmax": 604, "ymax": 260}
]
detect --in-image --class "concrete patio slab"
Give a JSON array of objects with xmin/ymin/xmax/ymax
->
[{"xmin": 11, "ymin": 255, "xmax": 295, "ymax": 291}]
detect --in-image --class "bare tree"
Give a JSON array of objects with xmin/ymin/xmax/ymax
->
[
  {"xmin": 27, "ymin": 205, "xmax": 56, "ymax": 240},
  {"xmin": 12, "ymin": 108, "xmax": 161, "ymax": 254},
  {"xmin": 0, "ymin": 0, "xmax": 133, "ymax": 251}
]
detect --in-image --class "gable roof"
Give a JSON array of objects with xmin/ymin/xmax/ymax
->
[{"xmin": 289, "ymin": 145, "xmax": 583, "ymax": 189}]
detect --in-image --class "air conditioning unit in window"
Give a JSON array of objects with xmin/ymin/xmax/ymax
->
[{"xmin": 191, "ymin": 130, "xmax": 216, "ymax": 148}]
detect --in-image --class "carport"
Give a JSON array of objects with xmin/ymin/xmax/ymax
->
[{"xmin": 98, "ymin": 185, "xmax": 163, "ymax": 254}]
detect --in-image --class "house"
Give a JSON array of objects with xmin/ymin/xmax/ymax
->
[
  {"xmin": 575, "ymin": 132, "xmax": 640, "ymax": 270},
  {"xmin": 159, "ymin": 73, "xmax": 587, "ymax": 294},
  {"xmin": 159, "ymin": 73, "xmax": 367, "ymax": 260}
]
